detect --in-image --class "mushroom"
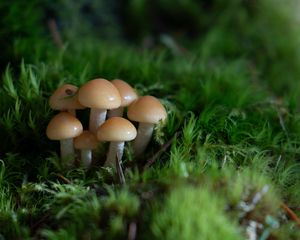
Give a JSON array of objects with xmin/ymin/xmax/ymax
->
[
  {"xmin": 97, "ymin": 117, "xmax": 137, "ymax": 167},
  {"xmin": 74, "ymin": 131, "xmax": 98, "ymax": 169},
  {"xmin": 46, "ymin": 112, "xmax": 83, "ymax": 166},
  {"xmin": 127, "ymin": 96, "xmax": 167, "ymax": 157},
  {"xmin": 49, "ymin": 84, "xmax": 85, "ymax": 116},
  {"xmin": 107, "ymin": 79, "xmax": 138, "ymax": 118},
  {"xmin": 78, "ymin": 79, "xmax": 121, "ymax": 134}
]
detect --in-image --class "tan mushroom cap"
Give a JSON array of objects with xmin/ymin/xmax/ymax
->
[
  {"xmin": 46, "ymin": 112, "xmax": 83, "ymax": 140},
  {"xmin": 74, "ymin": 131, "xmax": 98, "ymax": 150},
  {"xmin": 49, "ymin": 84, "xmax": 85, "ymax": 110},
  {"xmin": 78, "ymin": 78, "xmax": 121, "ymax": 109},
  {"xmin": 127, "ymin": 96, "xmax": 167, "ymax": 124},
  {"xmin": 111, "ymin": 79, "xmax": 138, "ymax": 107},
  {"xmin": 97, "ymin": 117, "xmax": 137, "ymax": 142}
]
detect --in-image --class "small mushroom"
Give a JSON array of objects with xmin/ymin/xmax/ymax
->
[
  {"xmin": 127, "ymin": 96, "xmax": 167, "ymax": 157},
  {"xmin": 97, "ymin": 117, "xmax": 137, "ymax": 167},
  {"xmin": 107, "ymin": 79, "xmax": 138, "ymax": 118},
  {"xmin": 49, "ymin": 84, "xmax": 85, "ymax": 116},
  {"xmin": 46, "ymin": 112, "xmax": 83, "ymax": 166},
  {"xmin": 74, "ymin": 131, "xmax": 98, "ymax": 169},
  {"xmin": 78, "ymin": 79, "xmax": 121, "ymax": 134}
]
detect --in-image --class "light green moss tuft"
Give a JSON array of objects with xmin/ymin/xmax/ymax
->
[{"xmin": 151, "ymin": 185, "xmax": 242, "ymax": 240}]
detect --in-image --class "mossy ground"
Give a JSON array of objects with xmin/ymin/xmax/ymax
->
[{"xmin": 1, "ymin": 0, "xmax": 300, "ymax": 239}]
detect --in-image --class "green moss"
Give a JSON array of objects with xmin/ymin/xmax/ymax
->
[
  {"xmin": 1, "ymin": 0, "xmax": 300, "ymax": 238},
  {"xmin": 150, "ymin": 185, "xmax": 242, "ymax": 240}
]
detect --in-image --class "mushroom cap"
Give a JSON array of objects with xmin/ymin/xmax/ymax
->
[
  {"xmin": 127, "ymin": 96, "xmax": 167, "ymax": 124},
  {"xmin": 74, "ymin": 131, "xmax": 98, "ymax": 150},
  {"xmin": 97, "ymin": 117, "xmax": 137, "ymax": 142},
  {"xmin": 49, "ymin": 84, "xmax": 85, "ymax": 110},
  {"xmin": 111, "ymin": 79, "xmax": 138, "ymax": 107},
  {"xmin": 78, "ymin": 79, "xmax": 121, "ymax": 109},
  {"xmin": 46, "ymin": 112, "xmax": 83, "ymax": 140}
]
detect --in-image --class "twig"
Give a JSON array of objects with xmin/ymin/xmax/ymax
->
[
  {"xmin": 48, "ymin": 18, "xmax": 63, "ymax": 48},
  {"xmin": 128, "ymin": 221, "xmax": 137, "ymax": 240},
  {"xmin": 221, "ymin": 154, "xmax": 227, "ymax": 168},
  {"xmin": 276, "ymin": 108, "xmax": 289, "ymax": 138},
  {"xmin": 143, "ymin": 132, "xmax": 178, "ymax": 170},
  {"xmin": 159, "ymin": 34, "xmax": 188, "ymax": 56},
  {"xmin": 55, "ymin": 173, "xmax": 72, "ymax": 184},
  {"xmin": 116, "ymin": 154, "xmax": 126, "ymax": 185},
  {"xmin": 281, "ymin": 202, "xmax": 300, "ymax": 228}
]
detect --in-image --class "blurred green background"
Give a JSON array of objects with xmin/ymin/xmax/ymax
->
[{"xmin": 1, "ymin": 0, "xmax": 300, "ymax": 96}]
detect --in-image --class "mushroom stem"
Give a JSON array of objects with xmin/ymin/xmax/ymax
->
[
  {"xmin": 81, "ymin": 149, "xmax": 92, "ymax": 169},
  {"xmin": 89, "ymin": 108, "xmax": 107, "ymax": 134},
  {"xmin": 133, "ymin": 122, "xmax": 154, "ymax": 157},
  {"xmin": 60, "ymin": 138, "xmax": 75, "ymax": 165},
  {"xmin": 67, "ymin": 109, "xmax": 76, "ymax": 116},
  {"xmin": 107, "ymin": 107, "xmax": 124, "ymax": 118},
  {"xmin": 104, "ymin": 141, "xmax": 124, "ymax": 167}
]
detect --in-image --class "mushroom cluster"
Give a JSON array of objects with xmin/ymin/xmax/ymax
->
[{"xmin": 46, "ymin": 79, "xmax": 167, "ymax": 169}]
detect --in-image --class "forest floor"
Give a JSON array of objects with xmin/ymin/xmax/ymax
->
[{"xmin": 1, "ymin": 0, "xmax": 300, "ymax": 239}]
